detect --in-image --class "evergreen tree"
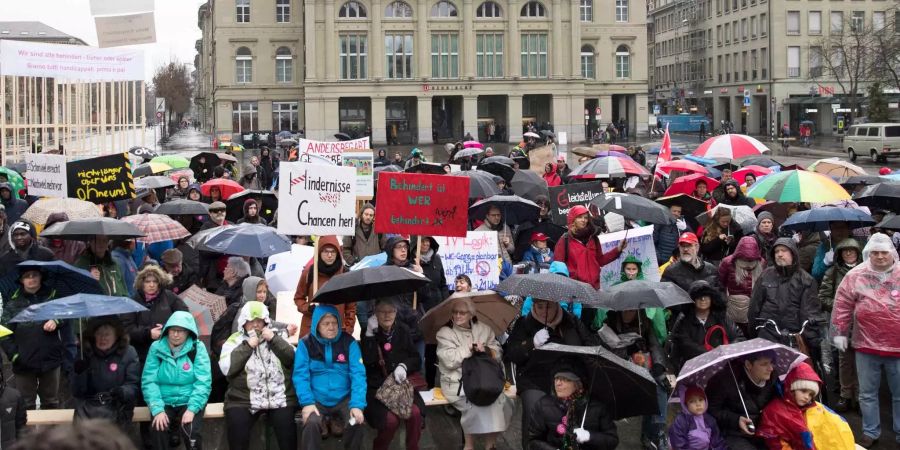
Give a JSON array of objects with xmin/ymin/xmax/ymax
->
[{"xmin": 867, "ymin": 82, "xmax": 890, "ymax": 122}]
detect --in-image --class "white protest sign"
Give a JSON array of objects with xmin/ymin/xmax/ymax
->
[
  {"xmin": 95, "ymin": 12, "xmax": 157, "ymax": 48},
  {"xmin": 276, "ymin": 162, "xmax": 357, "ymax": 236},
  {"xmin": 341, "ymin": 152, "xmax": 374, "ymax": 197},
  {"xmin": 298, "ymin": 137, "xmax": 370, "ymax": 165},
  {"xmin": 24, "ymin": 153, "xmax": 68, "ymax": 198},
  {"xmin": 597, "ymin": 225, "xmax": 660, "ymax": 289},
  {"xmin": 436, "ymin": 231, "xmax": 500, "ymax": 291},
  {"xmin": 0, "ymin": 40, "xmax": 145, "ymax": 81},
  {"xmin": 90, "ymin": 0, "xmax": 154, "ymax": 16}
]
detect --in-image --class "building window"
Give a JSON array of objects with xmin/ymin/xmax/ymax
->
[
  {"xmin": 276, "ymin": 0, "xmax": 290, "ymax": 22},
  {"xmin": 476, "ymin": 33, "xmax": 503, "ymax": 78},
  {"xmin": 385, "ymin": 33, "xmax": 413, "ymax": 79},
  {"xmin": 235, "ymin": 47, "xmax": 252, "ymax": 83},
  {"xmin": 275, "ymin": 47, "xmax": 292, "ymax": 83},
  {"xmin": 580, "ymin": 45, "xmax": 595, "ymax": 79},
  {"xmin": 521, "ymin": 1, "xmax": 546, "ymax": 17},
  {"xmin": 831, "ymin": 11, "xmax": 843, "ymax": 34},
  {"xmin": 520, "ymin": 33, "xmax": 548, "ymax": 77},
  {"xmin": 580, "ymin": 0, "xmax": 592, "ymax": 22},
  {"xmin": 236, "ymin": 0, "xmax": 250, "ymax": 23},
  {"xmin": 615, "ymin": 0, "xmax": 628, "ymax": 22},
  {"xmin": 809, "ymin": 46, "xmax": 822, "ymax": 77},
  {"xmin": 751, "ymin": 16, "xmax": 757, "ymax": 37},
  {"xmin": 761, "ymin": 13, "xmax": 767, "ymax": 36},
  {"xmin": 476, "ymin": 1, "xmax": 501, "ymax": 17},
  {"xmin": 385, "ymin": 1, "xmax": 413, "ymax": 17},
  {"xmin": 851, "ymin": 11, "xmax": 864, "ymax": 33},
  {"xmin": 615, "ymin": 44, "xmax": 631, "ymax": 78},
  {"xmin": 431, "ymin": 33, "xmax": 459, "ymax": 78},
  {"xmin": 809, "ymin": 11, "xmax": 821, "ymax": 35},
  {"xmin": 339, "ymin": 1, "xmax": 367, "ymax": 17},
  {"xmin": 431, "ymin": 0, "xmax": 458, "ymax": 17},
  {"xmin": 787, "ymin": 46, "xmax": 800, "ymax": 77},
  {"xmin": 339, "ymin": 34, "xmax": 367, "ymax": 80},
  {"xmin": 272, "ymin": 102, "xmax": 299, "ymax": 131},
  {"xmin": 232, "ymin": 102, "xmax": 258, "ymax": 133},
  {"xmin": 874, "ymin": 11, "xmax": 885, "ymax": 32},
  {"xmin": 787, "ymin": 11, "xmax": 800, "ymax": 35}
]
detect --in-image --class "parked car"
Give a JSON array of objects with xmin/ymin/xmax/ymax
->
[{"xmin": 845, "ymin": 123, "xmax": 900, "ymax": 163}]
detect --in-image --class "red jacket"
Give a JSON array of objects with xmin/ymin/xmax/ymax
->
[
  {"xmin": 553, "ymin": 205, "xmax": 622, "ymax": 289},
  {"xmin": 758, "ymin": 363, "xmax": 821, "ymax": 450},
  {"xmin": 543, "ymin": 163, "xmax": 562, "ymax": 187}
]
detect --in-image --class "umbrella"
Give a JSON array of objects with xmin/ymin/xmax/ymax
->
[
  {"xmin": 0, "ymin": 167, "xmax": 25, "ymax": 197},
  {"xmin": 133, "ymin": 161, "xmax": 173, "ymax": 177},
  {"xmin": 753, "ymin": 201, "xmax": 794, "ymax": 227},
  {"xmin": 477, "ymin": 161, "xmax": 516, "ymax": 182},
  {"xmin": 839, "ymin": 175, "xmax": 886, "ymax": 188},
  {"xmin": 186, "ymin": 225, "xmax": 230, "ymax": 250},
  {"xmin": 169, "ymin": 168, "xmax": 194, "ymax": 184},
  {"xmin": 334, "ymin": 132, "xmax": 352, "ymax": 141},
  {"xmin": 714, "ymin": 162, "xmax": 741, "ymax": 172},
  {"xmin": 663, "ymin": 173, "xmax": 720, "ymax": 197},
  {"xmin": 540, "ymin": 130, "xmax": 555, "ymax": 139},
  {"xmin": 276, "ymin": 130, "xmax": 293, "ymax": 138},
  {"xmin": 150, "ymin": 155, "xmax": 191, "ymax": 170},
  {"xmin": 453, "ymin": 148, "xmax": 484, "ymax": 160},
  {"xmin": 128, "ymin": 146, "xmax": 158, "ymax": 161},
  {"xmin": 597, "ymin": 144, "xmax": 629, "ymax": 153},
  {"xmin": 647, "ymin": 145, "xmax": 686, "ymax": 155},
  {"xmin": 781, "ymin": 207, "xmax": 875, "ymax": 232},
  {"xmin": 696, "ymin": 204, "xmax": 759, "ymax": 234},
  {"xmin": 510, "ymin": 169, "xmax": 549, "ymax": 202},
  {"xmin": 682, "ymin": 155, "xmax": 717, "ymax": 165},
  {"xmin": 182, "ymin": 298, "xmax": 213, "ymax": 339},
  {"xmin": 350, "ymin": 253, "xmax": 388, "ymax": 270},
  {"xmin": 481, "ymin": 155, "xmax": 515, "ymax": 166},
  {"xmin": 808, "ymin": 158, "xmax": 867, "ymax": 178},
  {"xmin": 41, "ymin": 217, "xmax": 145, "ymax": 240},
  {"xmin": 463, "ymin": 141, "xmax": 484, "ymax": 149},
  {"xmin": 154, "ymin": 199, "xmax": 209, "ymax": 216},
  {"xmin": 524, "ymin": 131, "xmax": 541, "ymax": 139},
  {"xmin": 312, "ymin": 266, "xmax": 430, "ymax": 305},
  {"xmin": 201, "ymin": 179, "xmax": 245, "ymax": 200},
  {"xmin": 22, "ymin": 198, "xmax": 102, "ymax": 225},
  {"xmin": 571, "ymin": 146, "xmax": 600, "ymax": 158},
  {"xmin": 693, "ymin": 134, "xmax": 770, "ymax": 159},
  {"xmin": 9, "ymin": 294, "xmax": 148, "ymax": 323},
  {"xmin": 732, "ymin": 165, "xmax": 773, "ymax": 183},
  {"xmin": 200, "ymin": 223, "xmax": 291, "ymax": 258},
  {"xmin": 739, "ymin": 156, "xmax": 781, "ymax": 169},
  {"xmin": 655, "ymin": 194, "xmax": 709, "ymax": 219},
  {"xmin": 569, "ymin": 156, "xmax": 650, "ymax": 180},
  {"xmin": 598, "ymin": 280, "xmax": 693, "ymax": 311},
  {"xmin": 453, "ymin": 170, "xmax": 501, "ymax": 199},
  {"xmin": 853, "ymin": 183, "xmax": 900, "ymax": 211},
  {"xmin": 675, "ymin": 338, "xmax": 807, "ymax": 392},
  {"xmin": 0, "ymin": 325, "xmax": 11, "ymax": 338},
  {"xmin": 591, "ymin": 193, "xmax": 675, "ymax": 225},
  {"xmin": 374, "ymin": 164, "xmax": 403, "ymax": 181},
  {"xmin": 537, "ymin": 343, "xmax": 659, "ymax": 420},
  {"xmin": 746, "ymin": 170, "xmax": 850, "ymax": 203},
  {"xmin": 279, "ymin": 138, "xmax": 298, "ymax": 147},
  {"xmin": 656, "ymin": 160, "xmax": 709, "ymax": 176},
  {"xmin": 135, "ymin": 175, "xmax": 176, "ymax": 189},
  {"xmin": 591, "ymin": 150, "xmax": 630, "ymax": 159},
  {"xmin": 496, "ymin": 273, "xmax": 602, "ymax": 306},
  {"xmin": 404, "ymin": 162, "xmax": 447, "ymax": 175},
  {"xmin": 420, "ymin": 291, "xmax": 518, "ymax": 344},
  {"xmin": 225, "ymin": 189, "xmax": 278, "ymax": 223},
  {"xmin": 875, "ymin": 214, "xmax": 900, "ymax": 231},
  {"xmin": 265, "ymin": 244, "xmax": 316, "ymax": 293},
  {"xmin": 120, "ymin": 214, "xmax": 191, "ymax": 244},
  {"xmin": 0, "ymin": 260, "xmax": 103, "ymax": 299},
  {"xmin": 469, "ymin": 195, "xmax": 540, "ymax": 225},
  {"xmin": 178, "ymin": 285, "xmax": 227, "ymax": 322}
]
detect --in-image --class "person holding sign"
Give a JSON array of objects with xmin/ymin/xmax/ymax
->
[
  {"xmin": 294, "ymin": 236, "xmax": 356, "ymax": 337},
  {"xmin": 475, "ymin": 206, "xmax": 515, "ymax": 264},
  {"xmin": 379, "ymin": 236, "xmax": 426, "ymax": 364}
]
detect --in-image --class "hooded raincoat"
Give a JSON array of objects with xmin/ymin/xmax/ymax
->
[
  {"xmin": 718, "ymin": 236, "xmax": 766, "ymax": 297},
  {"xmin": 553, "ymin": 205, "xmax": 622, "ymax": 289},
  {"xmin": 667, "ymin": 385, "xmax": 727, "ymax": 450},
  {"xmin": 0, "ymin": 183, "xmax": 27, "ymax": 223},
  {"xmin": 816, "ymin": 238, "xmax": 861, "ymax": 312},
  {"xmin": 542, "ymin": 163, "xmax": 562, "ymax": 187},
  {"xmin": 668, "ymin": 281, "xmax": 744, "ymax": 370}
]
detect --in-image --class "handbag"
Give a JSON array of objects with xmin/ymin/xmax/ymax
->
[{"xmin": 374, "ymin": 345, "xmax": 415, "ymax": 419}]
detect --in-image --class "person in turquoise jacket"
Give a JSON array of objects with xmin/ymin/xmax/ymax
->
[
  {"xmin": 521, "ymin": 261, "xmax": 583, "ymax": 318},
  {"xmin": 293, "ymin": 304, "xmax": 367, "ymax": 450},
  {"xmin": 141, "ymin": 311, "xmax": 212, "ymax": 450}
]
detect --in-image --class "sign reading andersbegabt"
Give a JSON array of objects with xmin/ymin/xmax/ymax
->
[
  {"xmin": 66, "ymin": 153, "xmax": 135, "ymax": 203},
  {"xmin": 374, "ymin": 172, "xmax": 469, "ymax": 237}
]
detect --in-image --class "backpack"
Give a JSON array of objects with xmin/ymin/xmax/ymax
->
[{"xmin": 458, "ymin": 351, "xmax": 505, "ymax": 406}]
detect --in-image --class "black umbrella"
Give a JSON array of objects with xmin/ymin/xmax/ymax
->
[
  {"xmin": 510, "ymin": 169, "xmax": 549, "ymax": 202},
  {"xmin": 478, "ymin": 162, "xmax": 516, "ymax": 182},
  {"xmin": 739, "ymin": 157, "xmax": 780, "ymax": 168},
  {"xmin": 404, "ymin": 162, "xmax": 447, "ymax": 175},
  {"xmin": 41, "ymin": 218, "xmax": 145, "ymax": 240},
  {"xmin": 591, "ymin": 193, "xmax": 675, "ymax": 225},
  {"xmin": 225, "ymin": 189, "xmax": 278, "ymax": 223},
  {"xmin": 540, "ymin": 130, "xmax": 556, "ymax": 139},
  {"xmin": 154, "ymin": 199, "xmax": 209, "ymax": 216},
  {"xmin": 135, "ymin": 175, "xmax": 175, "ymax": 189},
  {"xmin": 853, "ymin": 182, "xmax": 900, "ymax": 211},
  {"xmin": 876, "ymin": 214, "xmax": 900, "ymax": 230},
  {"xmin": 840, "ymin": 175, "xmax": 885, "ymax": 188},
  {"xmin": 496, "ymin": 273, "xmax": 602, "ymax": 306},
  {"xmin": 781, "ymin": 207, "xmax": 874, "ymax": 232},
  {"xmin": 133, "ymin": 163, "xmax": 157, "ymax": 178},
  {"xmin": 655, "ymin": 194, "xmax": 709, "ymax": 219},
  {"xmin": 598, "ymin": 280, "xmax": 693, "ymax": 311},
  {"xmin": 452, "ymin": 170, "xmax": 501, "ymax": 199},
  {"xmin": 334, "ymin": 132, "xmax": 352, "ymax": 141},
  {"xmin": 481, "ymin": 155, "xmax": 515, "ymax": 166},
  {"xmin": 469, "ymin": 195, "xmax": 540, "ymax": 226},
  {"xmin": 129, "ymin": 146, "xmax": 159, "ymax": 161},
  {"xmin": 537, "ymin": 343, "xmax": 658, "ymax": 420},
  {"xmin": 713, "ymin": 162, "xmax": 740, "ymax": 172},
  {"xmin": 374, "ymin": 164, "xmax": 403, "ymax": 181},
  {"xmin": 313, "ymin": 266, "xmax": 430, "ymax": 305}
]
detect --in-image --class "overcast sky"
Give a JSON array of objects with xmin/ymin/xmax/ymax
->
[{"xmin": 1, "ymin": 0, "xmax": 206, "ymax": 81}]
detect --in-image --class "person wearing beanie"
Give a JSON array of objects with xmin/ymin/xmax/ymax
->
[
  {"xmin": 0, "ymin": 219, "xmax": 55, "ymax": 277},
  {"xmin": 0, "ymin": 182, "xmax": 27, "ymax": 223},
  {"xmin": 522, "ymin": 232, "xmax": 554, "ymax": 273},
  {"xmin": 753, "ymin": 211, "xmax": 778, "ymax": 265},
  {"xmin": 342, "ymin": 202, "xmax": 383, "ymax": 332},
  {"xmin": 668, "ymin": 385, "xmax": 727, "ymax": 450},
  {"xmin": 161, "ymin": 248, "xmax": 199, "ymax": 295}
]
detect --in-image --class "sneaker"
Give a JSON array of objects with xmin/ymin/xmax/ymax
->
[{"xmin": 857, "ymin": 435, "xmax": 878, "ymax": 448}]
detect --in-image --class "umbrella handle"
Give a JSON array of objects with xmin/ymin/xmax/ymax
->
[
  {"xmin": 412, "ymin": 236, "xmax": 423, "ymax": 310},
  {"xmin": 728, "ymin": 363, "xmax": 752, "ymax": 422}
]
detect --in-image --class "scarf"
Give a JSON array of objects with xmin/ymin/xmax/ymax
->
[
  {"xmin": 558, "ymin": 393, "xmax": 585, "ymax": 450},
  {"xmin": 144, "ymin": 290, "xmax": 160, "ymax": 303},
  {"xmin": 306, "ymin": 252, "xmax": 342, "ymax": 284},
  {"xmin": 419, "ymin": 248, "xmax": 435, "ymax": 265}
]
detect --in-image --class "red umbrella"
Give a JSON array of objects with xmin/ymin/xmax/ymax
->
[
  {"xmin": 664, "ymin": 173, "xmax": 720, "ymax": 197},
  {"xmin": 656, "ymin": 160, "xmax": 709, "ymax": 176},
  {"xmin": 463, "ymin": 141, "xmax": 484, "ymax": 149},
  {"xmin": 693, "ymin": 134, "xmax": 770, "ymax": 159},
  {"xmin": 569, "ymin": 156, "xmax": 650, "ymax": 179},
  {"xmin": 733, "ymin": 165, "xmax": 773, "ymax": 182},
  {"xmin": 608, "ymin": 144, "xmax": 628, "ymax": 152},
  {"xmin": 201, "ymin": 179, "xmax": 245, "ymax": 200}
]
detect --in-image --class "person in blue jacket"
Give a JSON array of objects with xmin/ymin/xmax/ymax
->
[
  {"xmin": 293, "ymin": 304, "xmax": 367, "ymax": 450},
  {"xmin": 521, "ymin": 261, "xmax": 583, "ymax": 318}
]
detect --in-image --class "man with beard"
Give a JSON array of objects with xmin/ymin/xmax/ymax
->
[
  {"xmin": 342, "ymin": 203, "xmax": 383, "ymax": 330},
  {"xmin": 476, "ymin": 206, "xmax": 515, "ymax": 264},
  {"xmin": 0, "ymin": 219, "xmax": 54, "ymax": 277},
  {"xmin": 661, "ymin": 232, "xmax": 721, "ymax": 295}
]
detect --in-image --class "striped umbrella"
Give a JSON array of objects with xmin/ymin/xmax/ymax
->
[
  {"xmin": 656, "ymin": 160, "xmax": 709, "ymax": 176},
  {"xmin": 746, "ymin": 170, "xmax": 850, "ymax": 203},
  {"xmin": 569, "ymin": 156, "xmax": 650, "ymax": 179},
  {"xmin": 693, "ymin": 134, "xmax": 770, "ymax": 159}
]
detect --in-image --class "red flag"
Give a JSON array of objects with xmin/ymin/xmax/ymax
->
[{"xmin": 658, "ymin": 124, "xmax": 672, "ymax": 165}]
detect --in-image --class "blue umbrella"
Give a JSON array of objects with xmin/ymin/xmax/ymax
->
[
  {"xmin": 781, "ymin": 207, "xmax": 875, "ymax": 232},
  {"xmin": 9, "ymin": 294, "xmax": 147, "ymax": 323},
  {"xmin": 201, "ymin": 223, "xmax": 292, "ymax": 258},
  {"xmin": 646, "ymin": 145, "xmax": 686, "ymax": 155},
  {"xmin": 683, "ymin": 154, "xmax": 718, "ymax": 166},
  {"xmin": 350, "ymin": 253, "xmax": 387, "ymax": 270},
  {"xmin": 0, "ymin": 260, "xmax": 103, "ymax": 299}
]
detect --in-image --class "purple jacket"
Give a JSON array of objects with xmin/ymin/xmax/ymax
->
[
  {"xmin": 668, "ymin": 386, "xmax": 727, "ymax": 450},
  {"xmin": 718, "ymin": 236, "xmax": 766, "ymax": 297}
]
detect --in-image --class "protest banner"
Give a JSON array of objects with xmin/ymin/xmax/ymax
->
[
  {"xmin": 548, "ymin": 181, "xmax": 605, "ymax": 226},
  {"xmin": 374, "ymin": 172, "xmax": 469, "ymax": 237},
  {"xmin": 436, "ymin": 231, "xmax": 500, "ymax": 291},
  {"xmin": 90, "ymin": 0, "xmax": 154, "ymax": 16},
  {"xmin": 598, "ymin": 225, "xmax": 660, "ymax": 289},
  {"xmin": 66, "ymin": 153, "xmax": 135, "ymax": 203},
  {"xmin": 277, "ymin": 162, "xmax": 356, "ymax": 236},
  {"xmin": 297, "ymin": 137, "xmax": 370, "ymax": 165},
  {"xmin": 25, "ymin": 153, "xmax": 67, "ymax": 198},
  {"xmin": 341, "ymin": 152, "xmax": 374, "ymax": 198},
  {"xmin": 0, "ymin": 40, "xmax": 145, "ymax": 81},
  {"xmin": 95, "ymin": 12, "xmax": 157, "ymax": 48}
]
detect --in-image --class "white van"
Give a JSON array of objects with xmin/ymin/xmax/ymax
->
[{"xmin": 845, "ymin": 123, "xmax": 900, "ymax": 163}]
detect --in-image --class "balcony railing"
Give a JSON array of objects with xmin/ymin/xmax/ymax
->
[{"xmin": 787, "ymin": 67, "xmax": 800, "ymax": 77}]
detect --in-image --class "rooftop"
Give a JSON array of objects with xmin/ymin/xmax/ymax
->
[{"xmin": 0, "ymin": 21, "xmax": 87, "ymax": 45}]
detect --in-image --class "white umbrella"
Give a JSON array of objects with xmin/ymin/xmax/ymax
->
[
  {"xmin": 264, "ymin": 244, "xmax": 315, "ymax": 293},
  {"xmin": 696, "ymin": 204, "xmax": 758, "ymax": 234},
  {"xmin": 524, "ymin": 131, "xmax": 541, "ymax": 139}
]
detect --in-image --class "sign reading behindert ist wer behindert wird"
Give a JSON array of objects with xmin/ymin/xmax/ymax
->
[
  {"xmin": 277, "ymin": 162, "xmax": 357, "ymax": 236},
  {"xmin": 373, "ymin": 172, "xmax": 470, "ymax": 238}
]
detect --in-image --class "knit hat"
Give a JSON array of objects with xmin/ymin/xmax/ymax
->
[
  {"xmin": 790, "ymin": 379, "xmax": 820, "ymax": 396},
  {"xmin": 161, "ymin": 248, "xmax": 183, "ymax": 266},
  {"xmin": 757, "ymin": 211, "xmax": 775, "ymax": 224},
  {"xmin": 10, "ymin": 219, "xmax": 36, "ymax": 239}
]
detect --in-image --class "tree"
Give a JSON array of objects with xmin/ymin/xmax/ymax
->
[
  {"xmin": 151, "ymin": 61, "xmax": 192, "ymax": 125},
  {"xmin": 867, "ymin": 82, "xmax": 890, "ymax": 122}
]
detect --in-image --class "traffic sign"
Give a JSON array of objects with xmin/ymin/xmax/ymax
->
[
  {"xmin": 156, "ymin": 111, "xmax": 163, "ymax": 120},
  {"xmin": 743, "ymin": 96, "xmax": 751, "ymax": 106},
  {"xmin": 156, "ymin": 98, "xmax": 166, "ymax": 113}
]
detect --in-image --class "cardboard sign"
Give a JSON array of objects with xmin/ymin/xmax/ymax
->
[
  {"xmin": 598, "ymin": 225, "xmax": 660, "ymax": 289},
  {"xmin": 374, "ymin": 172, "xmax": 469, "ymax": 237},
  {"xmin": 90, "ymin": 0, "xmax": 154, "ymax": 16},
  {"xmin": 276, "ymin": 162, "xmax": 357, "ymax": 236},
  {"xmin": 297, "ymin": 137, "xmax": 370, "ymax": 165},
  {"xmin": 95, "ymin": 12, "xmax": 157, "ymax": 48},
  {"xmin": 0, "ymin": 40, "xmax": 145, "ymax": 81},
  {"xmin": 341, "ymin": 152, "xmax": 374, "ymax": 198},
  {"xmin": 436, "ymin": 231, "xmax": 500, "ymax": 291},
  {"xmin": 25, "ymin": 153, "xmax": 68, "ymax": 198},
  {"xmin": 67, "ymin": 153, "xmax": 135, "ymax": 203},
  {"xmin": 548, "ymin": 181, "xmax": 605, "ymax": 226}
]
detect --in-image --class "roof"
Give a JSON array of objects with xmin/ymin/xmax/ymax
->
[{"xmin": 0, "ymin": 22, "xmax": 87, "ymax": 45}]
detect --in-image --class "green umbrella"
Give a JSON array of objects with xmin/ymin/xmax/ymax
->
[
  {"xmin": 746, "ymin": 170, "xmax": 850, "ymax": 203},
  {"xmin": 0, "ymin": 167, "xmax": 25, "ymax": 199},
  {"xmin": 150, "ymin": 155, "xmax": 190, "ymax": 170}
]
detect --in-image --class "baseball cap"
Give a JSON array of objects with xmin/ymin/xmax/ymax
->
[
  {"xmin": 678, "ymin": 232, "xmax": 699, "ymax": 245},
  {"xmin": 531, "ymin": 232, "xmax": 549, "ymax": 242}
]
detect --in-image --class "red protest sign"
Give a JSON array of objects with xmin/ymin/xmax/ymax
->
[{"xmin": 375, "ymin": 172, "xmax": 469, "ymax": 237}]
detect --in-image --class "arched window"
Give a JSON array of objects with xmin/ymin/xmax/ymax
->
[
  {"xmin": 476, "ymin": 1, "xmax": 502, "ymax": 17},
  {"xmin": 520, "ymin": 1, "xmax": 545, "ymax": 17},
  {"xmin": 385, "ymin": 1, "xmax": 413, "ymax": 17},
  {"xmin": 339, "ymin": 1, "xmax": 367, "ymax": 17},
  {"xmin": 275, "ymin": 46, "xmax": 292, "ymax": 83},
  {"xmin": 431, "ymin": 0, "xmax": 458, "ymax": 17},
  {"xmin": 615, "ymin": 45, "xmax": 631, "ymax": 78},
  {"xmin": 580, "ymin": 44, "xmax": 595, "ymax": 79},
  {"xmin": 579, "ymin": 0, "xmax": 592, "ymax": 22},
  {"xmin": 235, "ymin": 47, "xmax": 252, "ymax": 83}
]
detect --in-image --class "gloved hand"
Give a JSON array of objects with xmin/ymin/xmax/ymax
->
[
  {"xmin": 574, "ymin": 428, "xmax": 590, "ymax": 443},
  {"xmin": 792, "ymin": 232, "xmax": 802, "ymax": 244},
  {"xmin": 393, "ymin": 364, "xmax": 407, "ymax": 383},
  {"xmin": 676, "ymin": 218, "xmax": 687, "ymax": 232},
  {"xmin": 365, "ymin": 315, "xmax": 379, "ymax": 337},
  {"xmin": 833, "ymin": 336, "xmax": 849, "ymax": 352},
  {"xmin": 823, "ymin": 249, "xmax": 834, "ymax": 266},
  {"xmin": 655, "ymin": 373, "xmax": 672, "ymax": 393},
  {"xmin": 533, "ymin": 328, "xmax": 550, "ymax": 348}
]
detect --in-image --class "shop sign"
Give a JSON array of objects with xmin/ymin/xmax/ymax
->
[
  {"xmin": 422, "ymin": 84, "xmax": 473, "ymax": 92},
  {"xmin": 719, "ymin": 88, "xmax": 729, "ymax": 94}
]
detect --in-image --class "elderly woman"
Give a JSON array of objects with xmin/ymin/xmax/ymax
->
[
  {"xmin": 437, "ymin": 296, "xmax": 513, "ymax": 450},
  {"xmin": 219, "ymin": 301, "xmax": 297, "ymax": 450},
  {"xmin": 141, "ymin": 311, "xmax": 212, "ymax": 450},
  {"xmin": 71, "ymin": 317, "xmax": 140, "ymax": 429},
  {"xmin": 361, "ymin": 298, "xmax": 424, "ymax": 450},
  {"xmin": 122, "ymin": 265, "xmax": 188, "ymax": 362},
  {"xmin": 527, "ymin": 367, "xmax": 619, "ymax": 450}
]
